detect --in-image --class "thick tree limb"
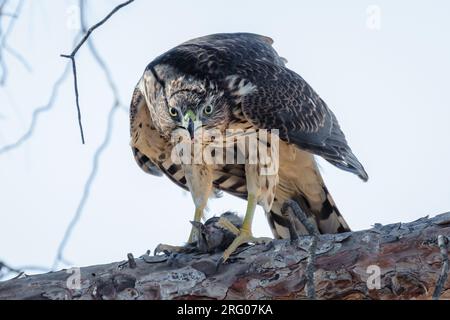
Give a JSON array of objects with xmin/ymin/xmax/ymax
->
[{"xmin": 1, "ymin": 212, "xmax": 449, "ymax": 300}]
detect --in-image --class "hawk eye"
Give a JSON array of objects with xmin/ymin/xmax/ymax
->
[
  {"xmin": 204, "ymin": 105, "xmax": 213, "ymax": 115},
  {"xmin": 168, "ymin": 107, "xmax": 178, "ymax": 117}
]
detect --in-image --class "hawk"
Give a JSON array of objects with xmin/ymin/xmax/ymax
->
[{"xmin": 130, "ymin": 33, "xmax": 368, "ymax": 261}]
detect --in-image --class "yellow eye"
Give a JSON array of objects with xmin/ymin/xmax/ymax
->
[
  {"xmin": 204, "ymin": 105, "xmax": 213, "ymax": 115},
  {"xmin": 169, "ymin": 107, "xmax": 178, "ymax": 117}
]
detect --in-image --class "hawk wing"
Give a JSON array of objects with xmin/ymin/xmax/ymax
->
[
  {"xmin": 150, "ymin": 33, "xmax": 368, "ymax": 181},
  {"xmin": 240, "ymin": 63, "xmax": 369, "ymax": 181},
  {"xmin": 129, "ymin": 86, "xmax": 163, "ymax": 177}
]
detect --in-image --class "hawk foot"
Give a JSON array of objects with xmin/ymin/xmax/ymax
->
[
  {"xmin": 154, "ymin": 243, "xmax": 185, "ymax": 256},
  {"xmin": 222, "ymin": 229, "xmax": 271, "ymax": 262}
]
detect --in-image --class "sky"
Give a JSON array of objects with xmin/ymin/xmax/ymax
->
[{"xmin": 0, "ymin": 0, "xmax": 449, "ymax": 277}]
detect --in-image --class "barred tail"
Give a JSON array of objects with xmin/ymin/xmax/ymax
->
[{"xmin": 267, "ymin": 186, "xmax": 350, "ymax": 238}]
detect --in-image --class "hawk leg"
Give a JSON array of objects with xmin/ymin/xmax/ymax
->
[
  {"xmin": 221, "ymin": 193, "xmax": 271, "ymax": 262},
  {"xmin": 188, "ymin": 207, "xmax": 204, "ymax": 243}
]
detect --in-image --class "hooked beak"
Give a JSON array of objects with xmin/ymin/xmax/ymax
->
[
  {"xmin": 183, "ymin": 110, "xmax": 196, "ymax": 140},
  {"xmin": 187, "ymin": 118, "xmax": 195, "ymax": 140}
]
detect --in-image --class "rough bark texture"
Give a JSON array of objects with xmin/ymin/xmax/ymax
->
[{"xmin": 1, "ymin": 213, "xmax": 449, "ymax": 300}]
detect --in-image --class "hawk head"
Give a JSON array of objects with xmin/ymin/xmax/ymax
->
[{"xmin": 141, "ymin": 70, "xmax": 233, "ymax": 142}]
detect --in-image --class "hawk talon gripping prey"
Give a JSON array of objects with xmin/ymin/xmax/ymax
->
[{"xmin": 130, "ymin": 33, "xmax": 368, "ymax": 261}]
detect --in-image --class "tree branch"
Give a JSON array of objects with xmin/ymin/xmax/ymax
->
[
  {"xmin": 52, "ymin": 0, "xmax": 128, "ymax": 270},
  {"xmin": 61, "ymin": 0, "xmax": 134, "ymax": 144},
  {"xmin": 2, "ymin": 212, "xmax": 449, "ymax": 300},
  {"xmin": 0, "ymin": 261, "xmax": 49, "ymax": 281},
  {"xmin": 52, "ymin": 103, "xmax": 120, "ymax": 270},
  {"xmin": 0, "ymin": 0, "xmax": 29, "ymax": 86},
  {"xmin": 0, "ymin": 64, "xmax": 70, "ymax": 155}
]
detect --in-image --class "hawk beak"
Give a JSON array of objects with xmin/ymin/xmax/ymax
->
[
  {"xmin": 183, "ymin": 110, "xmax": 196, "ymax": 140},
  {"xmin": 187, "ymin": 118, "xmax": 195, "ymax": 140}
]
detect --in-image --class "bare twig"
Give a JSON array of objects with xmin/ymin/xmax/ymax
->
[
  {"xmin": 432, "ymin": 235, "xmax": 449, "ymax": 300},
  {"xmin": 4, "ymin": 45, "xmax": 32, "ymax": 72},
  {"xmin": 0, "ymin": 261, "xmax": 49, "ymax": 281},
  {"xmin": 0, "ymin": 0, "xmax": 29, "ymax": 86},
  {"xmin": 0, "ymin": 0, "xmax": 9, "ymax": 84},
  {"xmin": 61, "ymin": 0, "xmax": 134, "ymax": 144},
  {"xmin": 0, "ymin": 12, "xmax": 17, "ymax": 18},
  {"xmin": 127, "ymin": 253, "xmax": 137, "ymax": 269},
  {"xmin": 0, "ymin": 65, "xmax": 70, "ymax": 155},
  {"xmin": 0, "ymin": 260, "xmax": 21, "ymax": 275},
  {"xmin": 52, "ymin": 103, "xmax": 120, "ymax": 270},
  {"xmin": 79, "ymin": 0, "xmax": 123, "ymax": 107},
  {"xmin": 0, "ymin": 0, "xmax": 16, "ymax": 18},
  {"xmin": 52, "ymin": 0, "xmax": 128, "ymax": 270},
  {"xmin": 282, "ymin": 200, "xmax": 319, "ymax": 299},
  {"xmin": 0, "ymin": 29, "xmax": 84, "ymax": 156}
]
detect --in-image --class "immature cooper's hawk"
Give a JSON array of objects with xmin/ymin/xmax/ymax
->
[{"xmin": 130, "ymin": 33, "xmax": 368, "ymax": 261}]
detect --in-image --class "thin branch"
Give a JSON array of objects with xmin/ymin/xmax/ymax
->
[
  {"xmin": 432, "ymin": 235, "xmax": 449, "ymax": 300},
  {"xmin": 0, "ymin": 12, "xmax": 17, "ymax": 18},
  {"xmin": 61, "ymin": 0, "xmax": 134, "ymax": 144},
  {"xmin": 69, "ymin": 0, "xmax": 135, "ymax": 58},
  {"xmin": 0, "ymin": 0, "xmax": 133, "ymax": 275},
  {"xmin": 0, "ymin": 0, "xmax": 28, "ymax": 86},
  {"xmin": 0, "ymin": 261, "xmax": 20, "ymax": 275},
  {"xmin": 52, "ymin": 0, "xmax": 128, "ymax": 270},
  {"xmin": 79, "ymin": 0, "xmax": 122, "ymax": 105},
  {"xmin": 0, "ymin": 0, "xmax": 8, "ymax": 84},
  {"xmin": 52, "ymin": 103, "xmax": 120, "ymax": 270},
  {"xmin": 0, "ymin": 261, "xmax": 49, "ymax": 281},
  {"xmin": 0, "ymin": 29, "xmax": 84, "ymax": 156},
  {"xmin": 0, "ymin": 0, "xmax": 16, "ymax": 18},
  {"xmin": 62, "ymin": 56, "xmax": 85, "ymax": 144},
  {"xmin": 0, "ymin": 64, "xmax": 70, "ymax": 155},
  {"xmin": 4, "ymin": 44, "xmax": 32, "ymax": 72}
]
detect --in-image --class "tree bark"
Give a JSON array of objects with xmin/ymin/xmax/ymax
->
[{"xmin": 1, "ymin": 213, "xmax": 449, "ymax": 300}]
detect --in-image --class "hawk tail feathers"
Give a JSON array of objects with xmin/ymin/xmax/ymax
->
[
  {"xmin": 312, "ymin": 186, "xmax": 351, "ymax": 234},
  {"xmin": 267, "ymin": 187, "xmax": 350, "ymax": 238},
  {"xmin": 325, "ymin": 150, "xmax": 369, "ymax": 182}
]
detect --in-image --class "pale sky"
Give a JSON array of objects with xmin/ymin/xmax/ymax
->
[{"xmin": 1, "ymin": 0, "xmax": 449, "ymax": 277}]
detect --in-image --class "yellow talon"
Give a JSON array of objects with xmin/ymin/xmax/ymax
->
[
  {"xmin": 222, "ymin": 229, "xmax": 271, "ymax": 262},
  {"xmin": 154, "ymin": 243, "xmax": 184, "ymax": 255}
]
